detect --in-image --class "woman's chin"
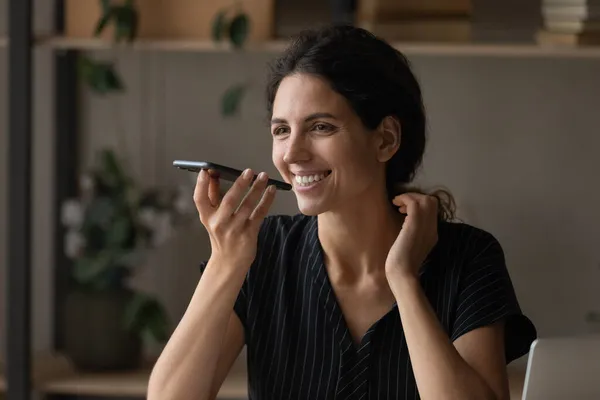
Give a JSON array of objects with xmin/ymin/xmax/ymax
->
[{"xmin": 296, "ymin": 198, "xmax": 326, "ymax": 216}]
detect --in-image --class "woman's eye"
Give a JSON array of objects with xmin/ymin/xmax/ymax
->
[
  {"xmin": 314, "ymin": 123, "xmax": 332, "ymax": 132},
  {"xmin": 273, "ymin": 126, "xmax": 289, "ymax": 136}
]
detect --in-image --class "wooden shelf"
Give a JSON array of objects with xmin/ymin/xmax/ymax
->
[
  {"xmin": 43, "ymin": 36, "xmax": 600, "ymax": 58},
  {"xmin": 45, "ymin": 36, "xmax": 289, "ymax": 53},
  {"xmin": 2, "ymin": 35, "xmax": 600, "ymax": 58}
]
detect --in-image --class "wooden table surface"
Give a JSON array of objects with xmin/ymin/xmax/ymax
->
[{"xmin": 1, "ymin": 353, "xmax": 528, "ymax": 399}]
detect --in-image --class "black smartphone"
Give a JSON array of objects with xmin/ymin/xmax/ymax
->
[{"xmin": 173, "ymin": 160, "xmax": 292, "ymax": 191}]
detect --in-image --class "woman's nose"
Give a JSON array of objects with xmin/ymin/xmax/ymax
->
[{"xmin": 283, "ymin": 133, "xmax": 310, "ymax": 164}]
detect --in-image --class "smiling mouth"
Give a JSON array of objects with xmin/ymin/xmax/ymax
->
[{"xmin": 293, "ymin": 171, "xmax": 332, "ymax": 187}]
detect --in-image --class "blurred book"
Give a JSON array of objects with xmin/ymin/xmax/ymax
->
[
  {"xmin": 274, "ymin": 0, "xmax": 333, "ymax": 38},
  {"xmin": 360, "ymin": 18, "xmax": 471, "ymax": 42},
  {"xmin": 540, "ymin": 0, "xmax": 600, "ymax": 44},
  {"xmin": 543, "ymin": 4, "xmax": 600, "ymax": 21},
  {"xmin": 471, "ymin": 0, "xmax": 542, "ymax": 43},
  {"xmin": 356, "ymin": 0, "xmax": 471, "ymax": 42},
  {"xmin": 537, "ymin": 29, "xmax": 600, "ymax": 44},
  {"xmin": 357, "ymin": 0, "xmax": 470, "ymax": 21}
]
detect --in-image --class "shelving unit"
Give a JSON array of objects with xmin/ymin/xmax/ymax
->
[
  {"xmin": 42, "ymin": 36, "xmax": 600, "ymax": 57},
  {"xmin": 3, "ymin": 34, "xmax": 600, "ymax": 58}
]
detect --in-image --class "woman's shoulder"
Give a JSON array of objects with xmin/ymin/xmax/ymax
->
[
  {"xmin": 436, "ymin": 220, "xmax": 504, "ymax": 260},
  {"xmin": 423, "ymin": 220, "xmax": 507, "ymax": 279}
]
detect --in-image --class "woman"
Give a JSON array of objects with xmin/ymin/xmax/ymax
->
[{"xmin": 149, "ymin": 25, "xmax": 536, "ymax": 400}]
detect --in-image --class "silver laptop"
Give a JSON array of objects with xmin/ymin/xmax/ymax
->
[{"xmin": 522, "ymin": 334, "xmax": 600, "ymax": 400}]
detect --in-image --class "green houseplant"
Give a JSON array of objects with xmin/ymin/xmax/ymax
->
[
  {"xmin": 211, "ymin": 6, "xmax": 251, "ymax": 116},
  {"xmin": 79, "ymin": 0, "xmax": 138, "ymax": 95},
  {"xmin": 60, "ymin": 148, "xmax": 194, "ymax": 370},
  {"xmin": 80, "ymin": 0, "xmax": 253, "ymax": 116}
]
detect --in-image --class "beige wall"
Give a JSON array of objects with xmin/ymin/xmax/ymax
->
[{"xmin": 1, "ymin": 1, "xmax": 600, "ymax": 363}]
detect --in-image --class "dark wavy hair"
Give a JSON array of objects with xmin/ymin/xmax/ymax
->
[{"xmin": 265, "ymin": 25, "xmax": 455, "ymax": 221}]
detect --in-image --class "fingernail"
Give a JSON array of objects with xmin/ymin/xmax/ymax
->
[
  {"xmin": 268, "ymin": 185, "xmax": 276, "ymax": 193},
  {"xmin": 258, "ymin": 172, "xmax": 267, "ymax": 181},
  {"xmin": 199, "ymin": 170, "xmax": 207, "ymax": 180}
]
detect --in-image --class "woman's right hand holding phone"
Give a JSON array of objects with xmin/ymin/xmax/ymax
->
[{"xmin": 193, "ymin": 168, "xmax": 276, "ymax": 273}]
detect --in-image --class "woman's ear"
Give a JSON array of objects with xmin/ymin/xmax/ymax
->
[{"xmin": 375, "ymin": 116, "xmax": 401, "ymax": 163}]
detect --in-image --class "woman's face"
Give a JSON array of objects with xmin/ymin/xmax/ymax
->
[{"xmin": 271, "ymin": 73, "xmax": 395, "ymax": 216}]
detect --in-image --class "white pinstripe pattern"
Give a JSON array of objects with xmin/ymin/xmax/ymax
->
[{"xmin": 198, "ymin": 215, "xmax": 535, "ymax": 399}]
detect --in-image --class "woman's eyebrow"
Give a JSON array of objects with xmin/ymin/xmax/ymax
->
[{"xmin": 271, "ymin": 112, "xmax": 337, "ymax": 124}]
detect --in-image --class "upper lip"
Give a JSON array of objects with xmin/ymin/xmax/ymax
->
[{"xmin": 291, "ymin": 170, "xmax": 330, "ymax": 177}]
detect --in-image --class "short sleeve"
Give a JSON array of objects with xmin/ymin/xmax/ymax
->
[{"xmin": 450, "ymin": 229, "xmax": 537, "ymax": 363}]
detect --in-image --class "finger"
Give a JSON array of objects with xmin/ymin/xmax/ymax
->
[
  {"xmin": 217, "ymin": 168, "xmax": 254, "ymax": 217},
  {"xmin": 193, "ymin": 170, "xmax": 213, "ymax": 218},
  {"xmin": 249, "ymin": 184, "xmax": 276, "ymax": 225},
  {"xmin": 234, "ymin": 172, "xmax": 269, "ymax": 221},
  {"xmin": 392, "ymin": 193, "xmax": 419, "ymax": 207},
  {"xmin": 208, "ymin": 170, "xmax": 221, "ymax": 207},
  {"xmin": 207, "ymin": 169, "xmax": 220, "ymax": 180}
]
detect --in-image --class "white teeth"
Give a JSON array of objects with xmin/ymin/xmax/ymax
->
[{"xmin": 294, "ymin": 172, "xmax": 329, "ymax": 187}]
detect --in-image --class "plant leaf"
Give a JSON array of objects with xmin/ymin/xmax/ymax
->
[
  {"xmin": 94, "ymin": 7, "xmax": 114, "ymax": 37},
  {"xmin": 124, "ymin": 293, "xmax": 170, "ymax": 342},
  {"xmin": 104, "ymin": 67, "xmax": 124, "ymax": 92},
  {"xmin": 113, "ymin": 6, "xmax": 138, "ymax": 42},
  {"xmin": 85, "ymin": 197, "xmax": 115, "ymax": 228},
  {"xmin": 100, "ymin": 0, "xmax": 111, "ymax": 14},
  {"xmin": 73, "ymin": 252, "xmax": 113, "ymax": 284},
  {"xmin": 101, "ymin": 149, "xmax": 128, "ymax": 189},
  {"xmin": 147, "ymin": 308, "xmax": 170, "ymax": 342},
  {"xmin": 128, "ymin": 7, "xmax": 139, "ymax": 41},
  {"xmin": 124, "ymin": 292, "xmax": 149, "ymax": 330},
  {"xmin": 228, "ymin": 13, "xmax": 250, "ymax": 48},
  {"xmin": 107, "ymin": 216, "xmax": 131, "ymax": 247},
  {"xmin": 212, "ymin": 10, "xmax": 228, "ymax": 42},
  {"xmin": 78, "ymin": 55, "xmax": 95, "ymax": 81},
  {"xmin": 221, "ymin": 83, "xmax": 247, "ymax": 116},
  {"xmin": 80, "ymin": 59, "xmax": 123, "ymax": 95}
]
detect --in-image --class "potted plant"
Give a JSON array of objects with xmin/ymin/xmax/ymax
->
[
  {"xmin": 72, "ymin": 0, "xmax": 254, "ymax": 115},
  {"xmin": 60, "ymin": 148, "xmax": 194, "ymax": 371}
]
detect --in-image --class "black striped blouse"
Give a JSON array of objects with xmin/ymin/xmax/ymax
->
[{"xmin": 199, "ymin": 214, "xmax": 536, "ymax": 400}]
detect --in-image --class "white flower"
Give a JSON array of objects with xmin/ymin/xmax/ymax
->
[
  {"xmin": 65, "ymin": 230, "xmax": 85, "ymax": 259},
  {"xmin": 138, "ymin": 207, "xmax": 158, "ymax": 229},
  {"xmin": 61, "ymin": 199, "xmax": 84, "ymax": 228},
  {"xmin": 79, "ymin": 173, "xmax": 95, "ymax": 194},
  {"xmin": 151, "ymin": 212, "xmax": 173, "ymax": 247}
]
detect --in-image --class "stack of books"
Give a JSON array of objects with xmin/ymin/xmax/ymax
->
[
  {"xmin": 356, "ymin": 0, "xmax": 472, "ymax": 42},
  {"xmin": 538, "ymin": 0, "xmax": 600, "ymax": 45},
  {"xmin": 470, "ymin": 0, "xmax": 542, "ymax": 43}
]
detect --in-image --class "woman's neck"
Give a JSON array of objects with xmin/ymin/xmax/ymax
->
[{"xmin": 317, "ymin": 190, "xmax": 403, "ymax": 283}]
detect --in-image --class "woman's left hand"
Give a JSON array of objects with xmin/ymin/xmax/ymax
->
[{"xmin": 385, "ymin": 193, "xmax": 439, "ymax": 280}]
